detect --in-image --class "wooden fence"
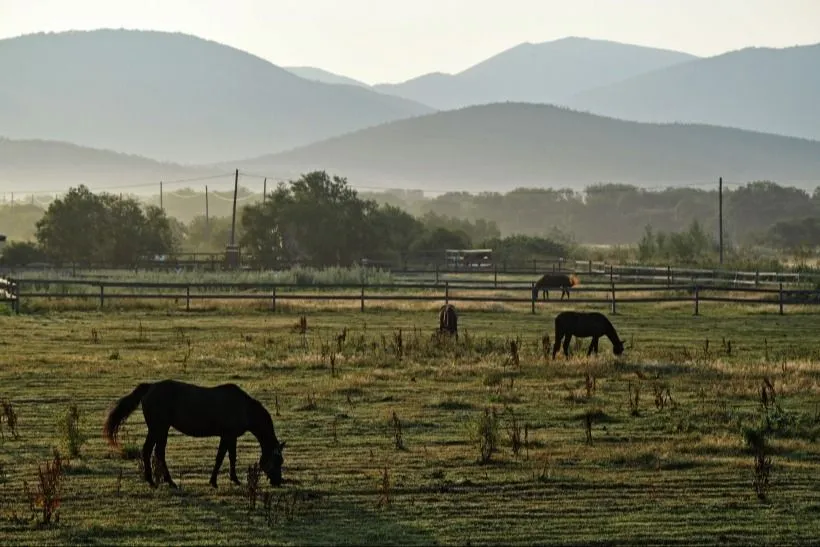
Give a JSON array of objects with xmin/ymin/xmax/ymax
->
[
  {"xmin": 3, "ymin": 259, "xmax": 816, "ymax": 288},
  {"xmin": 3, "ymin": 277, "xmax": 819, "ymax": 316}
]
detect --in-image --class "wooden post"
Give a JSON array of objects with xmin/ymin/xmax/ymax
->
[
  {"xmin": 99, "ymin": 284, "xmax": 105, "ymax": 309},
  {"xmin": 445, "ymin": 281, "xmax": 449, "ymax": 305},
  {"xmin": 694, "ymin": 285, "xmax": 699, "ymax": 316},
  {"xmin": 609, "ymin": 264, "xmax": 614, "ymax": 285},
  {"xmin": 360, "ymin": 283, "xmax": 365, "ymax": 312},
  {"xmin": 755, "ymin": 271, "xmax": 759, "ymax": 287},
  {"xmin": 779, "ymin": 282, "xmax": 784, "ymax": 315},
  {"xmin": 588, "ymin": 260, "xmax": 592, "ymax": 275},
  {"xmin": 272, "ymin": 287, "xmax": 276, "ymax": 312},
  {"xmin": 159, "ymin": 181, "xmax": 163, "ymax": 211},
  {"xmin": 186, "ymin": 285, "xmax": 190, "ymax": 312},
  {"xmin": 493, "ymin": 266, "xmax": 498, "ymax": 289},
  {"xmin": 666, "ymin": 265, "xmax": 672, "ymax": 288},
  {"xmin": 531, "ymin": 282, "xmax": 536, "ymax": 314},
  {"xmin": 435, "ymin": 263, "xmax": 439, "ymax": 285},
  {"xmin": 205, "ymin": 185, "xmax": 210, "ymax": 238},
  {"xmin": 263, "ymin": 178, "xmax": 267, "ymax": 202},
  {"xmin": 13, "ymin": 279, "xmax": 20, "ymax": 314},
  {"xmin": 610, "ymin": 282, "xmax": 616, "ymax": 314}
]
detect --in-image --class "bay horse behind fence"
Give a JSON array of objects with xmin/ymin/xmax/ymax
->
[
  {"xmin": 533, "ymin": 273, "xmax": 579, "ymax": 301},
  {"xmin": 439, "ymin": 304, "xmax": 458, "ymax": 338},
  {"xmin": 552, "ymin": 311, "xmax": 626, "ymax": 359},
  {"xmin": 103, "ymin": 379, "xmax": 286, "ymax": 489}
]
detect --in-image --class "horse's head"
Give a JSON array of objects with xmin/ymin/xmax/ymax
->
[
  {"xmin": 613, "ymin": 338, "xmax": 626, "ymax": 356},
  {"xmin": 260, "ymin": 440, "xmax": 286, "ymax": 487}
]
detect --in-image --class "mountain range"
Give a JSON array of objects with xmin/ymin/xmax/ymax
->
[
  {"xmin": 0, "ymin": 29, "xmax": 433, "ymax": 164},
  {"xmin": 371, "ymin": 37, "xmax": 698, "ymax": 110},
  {"xmin": 215, "ymin": 103, "xmax": 820, "ymax": 193},
  {"xmin": 2, "ymin": 29, "xmax": 820, "ymax": 197}
]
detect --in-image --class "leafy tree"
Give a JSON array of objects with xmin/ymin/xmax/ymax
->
[
  {"xmin": 34, "ymin": 185, "xmax": 177, "ymax": 265},
  {"xmin": 35, "ymin": 185, "xmax": 109, "ymax": 264}
]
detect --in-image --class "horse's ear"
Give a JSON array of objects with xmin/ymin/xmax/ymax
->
[{"xmin": 279, "ymin": 441, "xmax": 286, "ymax": 450}]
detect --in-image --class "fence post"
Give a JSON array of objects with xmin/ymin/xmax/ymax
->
[
  {"xmin": 667, "ymin": 265, "xmax": 671, "ymax": 288},
  {"xmin": 610, "ymin": 282, "xmax": 616, "ymax": 314},
  {"xmin": 493, "ymin": 266, "xmax": 498, "ymax": 289},
  {"xmin": 779, "ymin": 282, "xmax": 784, "ymax": 315},
  {"xmin": 272, "ymin": 286, "xmax": 276, "ymax": 312},
  {"xmin": 186, "ymin": 285, "xmax": 190, "ymax": 312},
  {"xmin": 531, "ymin": 282, "xmax": 536, "ymax": 314},
  {"xmin": 99, "ymin": 284, "xmax": 105, "ymax": 309},
  {"xmin": 360, "ymin": 283, "xmax": 365, "ymax": 312},
  {"xmin": 445, "ymin": 281, "xmax": 449, "ymax": 306},
  {"xmin": 435, "ymin": 263, "xmax": 439, "ymax": 285},
  {"xmin": 13, "ymin": 279, "xmax": 20, "ymax": 314},
  {"xmin": 693, "ymin": 285, "xmax": 699, "ymax": 316},
  {"xmin": 755, "ymin": 271, "xmax": 759, "ymax": 287},
  {"xmin": 609, "ymin": 264, "xmax": 614, "ymax": 285},
  {"xmin": 588, "ymin": 260, "xmax": 592, "ymax": 275}
]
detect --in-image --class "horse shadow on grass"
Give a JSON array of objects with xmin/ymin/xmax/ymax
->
[{"xmin": 59, "ymin": 484, "xmax": 437, "ymax": 546}]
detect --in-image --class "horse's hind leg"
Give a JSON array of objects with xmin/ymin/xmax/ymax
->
[
  {"xmin": 142, "ymin": 432, "xmax": 157, "ymax": 487},
  {"xmin": 209, "ymin": 437, "xmax": 229, "ymax": 488},
  {"xmin": 552, "ymin": 334, "xmax": 563, "ymax": 359},
  {"xmin": 227, "ymin": 437, "xmax": 240, "ymax": 485},
  {"xmin": 154, "ymin": 428, "xmax": 178, "ymax": 489}
]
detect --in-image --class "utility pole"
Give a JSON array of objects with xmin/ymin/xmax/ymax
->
[
  {"xmin": 718, "ymin": 177, "xmax": 724, "ymax": 265},
  {"xmin": 205, "ymin": 185, "xmax": 210, "ymax": 236},
  {"xmin": 230, "ymin": 169, "xmax": 239, "ymax": 246},
  {"xmin": 226, "ymin": 169, "xmax": 240, "ymax": 269},
  {"xmin": 160, "ymin": 181, "xmax": 164, "ymax": 211},
  {"xmin": 263, "ymin": 177, "xmax": 267, "ymax": 203}
]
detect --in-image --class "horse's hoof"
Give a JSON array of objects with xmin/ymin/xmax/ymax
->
[
  {"xmin": 168, "ymin": 481, "xmax": 179, "ymax": 490},
  {"xmin": 209, "ymin": 480, "xmax": 218, "ymax": 489},
  {"xmin": 230, "ymin": 477, "xmax": 241, "ymax": 486}
]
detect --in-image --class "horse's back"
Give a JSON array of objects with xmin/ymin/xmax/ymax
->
[
  {"xmin": 555, "ymin": 311, "xmax": 611, "ymax": 336},
  {"xmin": 141, "ymin": 379, "xmax": 255, "ymax": 437}
]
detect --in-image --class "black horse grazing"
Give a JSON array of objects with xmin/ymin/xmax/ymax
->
[
  {"xmin": 439, "ymin": 304, "xmax": 458, "ymax": 338},
  {"xmin": 532, "ymin": 273, "xmax": 579, "ymax": 301},
  {"xmin": 103, "ymin": 379, "xmax": 286, "ymax": 489},
  {"xmin": 552, "ymin": 311, "xmax": 625, "ymax": 359}
]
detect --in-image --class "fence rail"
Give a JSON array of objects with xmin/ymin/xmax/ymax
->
[{"xmin": 4, "ymin": 277, "xmax": 819, "ymax": 316}]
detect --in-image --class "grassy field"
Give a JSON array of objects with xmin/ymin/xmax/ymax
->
[{"xmin": 1, "ymin": 299, "xmax": 820, "ymax": 546}]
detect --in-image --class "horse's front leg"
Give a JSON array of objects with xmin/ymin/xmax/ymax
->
[
  {"xmin": 154, "ymin": 429, "xmax": 177, "ymax": 489},
  {"xmin": 562, "ymin": 335, "xmax": 572, "ymax": 357},
  {"xmin": 209, "ymin": 437, "xmax": 229, "ymax": 488},
  {"xmin": 142, "ymin": 432, "xmax": 157, "ymax": 488},
  {"xmin": 227, "ymin": 437, "xmax": 241, "ymax": 485}
]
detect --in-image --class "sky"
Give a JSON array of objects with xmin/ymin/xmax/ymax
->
[{"xmin": 1, "ymin": 0, "xmax": 819, "ymax": 84}]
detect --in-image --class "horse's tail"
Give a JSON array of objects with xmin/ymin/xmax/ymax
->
[
  {"xmin": 103, "ymin": 382, "xmax": 154, "ymax": 449},
  {"xmin": 568, "ymin": 274, "xmax": 580, "ymax": 287}
]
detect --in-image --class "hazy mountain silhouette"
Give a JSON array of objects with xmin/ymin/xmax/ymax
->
[
  {"xmin": 372, "ymin": 37, "xmax": 697, "ymax": 110},
  {"xmin": 564, "ymin": 43, "xmax": 820, "ymax": 141},
  {"xmin": 285, "ymin": 66, "xmax": 370, "ymax": 88},
  {"xmin": 0, "ymin": 137, "xmax": 221, "ymax": 194},
  {"xmin": 237, "ymin": 103, "xmax": 820, "ymax": 193},
  {"xmin": 0, "ymin": 29, "xmax": 434, "ymax": 164}
]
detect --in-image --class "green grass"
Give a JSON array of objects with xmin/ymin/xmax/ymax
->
[{"xmin": 1, "ymin": 301, "xmax": 820, "ymax": 545}]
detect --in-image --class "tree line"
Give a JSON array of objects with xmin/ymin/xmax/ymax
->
[{"xmin": 1, "ymin": 172, "xmax": 818, "ymax": 268}]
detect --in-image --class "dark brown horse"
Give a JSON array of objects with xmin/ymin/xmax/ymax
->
[
  {"xmin": 532, "ymin": 273, "xmax": 580, "ymax": 301},
  {"xmin": 552, "ymin": 311, "xmax": 625, "ymax": 359},
  {"xmin": 103, "ymin": 379, "xmax": 286, "ymax": 489},
  {"xmin": 439, "ymin": 304, "xmax": 458, "ymax": 338}
]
